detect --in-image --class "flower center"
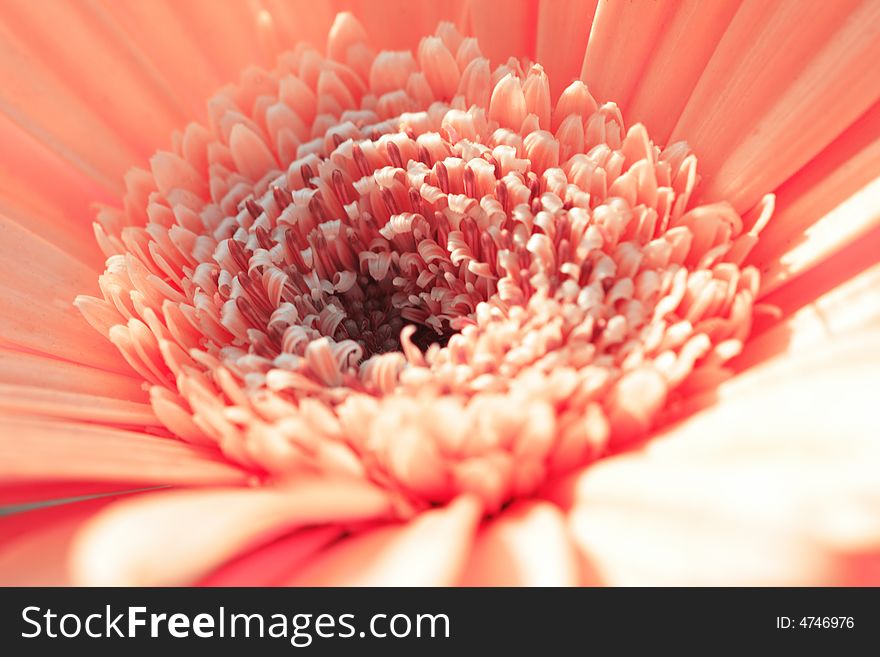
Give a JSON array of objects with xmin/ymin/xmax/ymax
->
[{"xmin": 78, "ymin": 15, "xmax": 770, "ymax": 515}]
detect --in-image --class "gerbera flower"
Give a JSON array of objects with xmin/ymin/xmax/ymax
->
[{"xmin": 1, "ymin": 0, "xmax": 878, "ymax": 586}]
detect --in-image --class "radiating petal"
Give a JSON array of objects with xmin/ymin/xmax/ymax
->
[
  {"xmin": 459, "ymin": 500, "xmax": 580, "ymax": 585},
  {"xmin": 0, "ymin": 113, "xmax": 113, "ymax": 266},
  {"xmin": 626, "ymin": 0, "xmax": 741, "ymax": 143},
  {"xmin": 748, "ymin": 101, "xmax": 880, "ymax": 276},
  {"xmin": 672, "ymin": 0, "xmax": 880, "ymax": 212},
  {"xmin": 0, "ymin": 494, "xmax": 139, "ymax": 586},
  {"xmin": 553, "ymin": 331, "xmax": 880, "ymax": 585},
  {"xmin": 95, "ymin": 0, "xmax": 227, "ymax": 117},
  {"xmin": 0, "ymin": 348, "xmax": 147, "ymax": 401},
  {"xmin": 263, "ymin": 0, "xmax": 336, "ymax": 51},
  {"xmin": 741, "ymin": 261, "xmax": 880, "ymax": 371},
  {"xmin": 0, "ymin": 415, "xmax": 249, "ymax": 487},
  {"xmin": 467, "ymin": 0, "xmax": 537, "ymax": 64},
  {"xmin": 535, "ymin": 0, "xmax": 597, "ymax": 98},
  {"xmin": 286, "ymin": 495, "xmax": 481, "ymax": 586},
  {"xmin": 0, "ymin": 384, "xmax": 159, "ymax": 427},
  {"xmin": 0, "ymin": 214, "xmax": 133, "ymax": 373},
  {"xmin": 339, "ymin": 0, "xmax": 467, "ymax": 52},
  {"xmin": 198, "ymin": 526, "xmax": 342, "ymax": 586},
  {"xmin": 71, "ymin": 479, "xmax": 394, "ymax": 585},
  {"xmin": 759, "ymin": 178, "xmax": 880, "ymax": 295},
  {"xmin": 0, "ymin": 7, "xmax": 170, "ymax": 189},
  {"xmin": 580, "ymin": 0, "xmax": 680, "ymax": 110},
  {"xmin": 168, "ymin": 0, "xmax": 280, "ymax": 74},
  {"xmin": 0, "ymin": 481, "xmax": 147, "ymax": 507}
]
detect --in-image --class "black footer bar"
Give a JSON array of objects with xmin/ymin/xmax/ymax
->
[{"xmin": 2, "ymin": 587, "xmax": 874, "ymax": 654}]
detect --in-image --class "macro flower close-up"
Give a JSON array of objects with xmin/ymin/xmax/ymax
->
[{"xmin": 1, "ymin": 0, "xmax": 878, "ymax": 587}]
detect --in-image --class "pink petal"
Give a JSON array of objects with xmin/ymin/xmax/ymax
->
[
  {"xmin": 468, "ymin": 0, "xmax": 538, "ymax": 64},
  {"xmin": 198, "ymin": 526, "xmax": 341, "ymax": 587},
  {"xmin": 672, "ymin": 0, "xmax": 880, "ymax": 212},
  {"xmin": 0, "ymin": 415, "xmax": 249, "ymax": 487},
  {"xmin": 460, "ymin": 500, "xmax": 580, "ymax": 585},
  {"xmin": 0, "ymin": 347, "xmax": 147, "ymax": 401},
  {"xmin": 626, "ymin": 1, "xmax": 740, "ymax": 143},
  {"xmin": 286, "ymin": 495, "xmax": 481, "ymax": 586},
  {"xmin": 71, "ymin": 479, "xmax": 393, "ymax": 585},
  {"xmin": 0, "ymin": 494, "xmax": 139, "ymax": 585},
  {"xmin": 342, "ymin": 0, "xmax": 467, "ymax": 52},
  {"xmin": 0, "ymin": 214, "xmax": 133, "ymax": 373},
  {"xmin": 554, "ymin": 331, "xmax": 880, "ymax": 585},
  {"xmin": 741, "ymin": 260, "xmax": 880, "ymax": 372},
  {"xmin": 535, "ymin": 0, "xmax": 597, "ymax": 98},
  {"xmin": 580, "ymin": 0, "xmax": 677, "ymax": 111}
]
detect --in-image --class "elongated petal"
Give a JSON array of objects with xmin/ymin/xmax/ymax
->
[
  {"xmin": 0, "ymin": 416, "xmax": 249, "ymax": 487},
  {"xmin": 468, "ymin": 0, "xmax": 537, "ymax": 64},
  {"xmin": 0, "ymin": 481, "xmax": 146, "ymax": 507},
  {"xmin": 535, "ymin": 0, "xmax": 597, "ymax": 98},
  {"xmin": 0, "ymin": 114, "xmax": 111, "ymax": 267},
  {"xmin": 460, "ymin": 500, "xmax": 580, "ymax": 585},
  {"xmin": 555, "ymin": 332, "xmax": 880, "ymax": 585},
  {"xmin": 580, "ymin": 0, "xmax": 678, "ymax": 110},
  {"xmin": 759, "ymin": 178, "xmax": 880, "ymax": 294},
  {"xmin": 741, "ymin": 262, "xmax": 880, "ymax": 372},
  {"xmin": 0, "ymin": 214, "xmax": 132, "ymax": 373},
  {"xmin": 748, "ymin": 101, "xmax": 880, "ymax": 275},
  {"xmin": 0, "ymin": 384, "xmax": 157, "ymax": 426},
  {"xmin": 342, "ymin": 0, "xmax": 467, "ymax": 52},
  {"xmin": 673, "ymin": 0, "xmax": 880, "ymax": 212},
  {"xmin": 198, "ymin": 526, "xmax": 342, "ymax": 586},
  {"xmin": 71, "ymin": 480, "xmax": 394, "ymax": 585},
  {"xmin": 0, "ymin": 348, "xmax": 147, "ymax": 401},
  {"xmin": 626, "ymin": 0, "xmax": 740, "ymax": 142},
  {"xmin": 286, "ymin": 495, "xmax": 481, "ymax": 586},
  {"xmin": 0, "ymin": 495, "xmax": 138, "ymax": 586}
]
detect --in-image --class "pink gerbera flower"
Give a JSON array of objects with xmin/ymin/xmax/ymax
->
[{"xmin": 1, "ymin": 0, "xmax": 878, "ymax": 586}]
